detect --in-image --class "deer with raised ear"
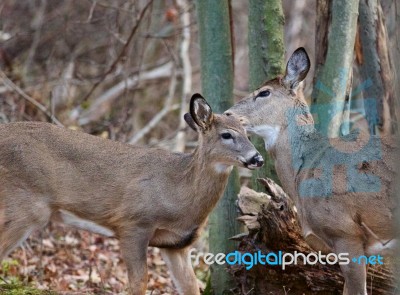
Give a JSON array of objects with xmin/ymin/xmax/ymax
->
[
  {"xmin": 0, "ymin": 93, "xmax": 263, "ymax": 295},
  {"xmin": 225, "ymin": 48, "xmax": 398, "ymax": 295}
]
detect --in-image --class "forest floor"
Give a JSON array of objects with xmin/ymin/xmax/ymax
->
[{"xmin": 0, "ymin": 222, "xmax": 209, "ymax": 294}]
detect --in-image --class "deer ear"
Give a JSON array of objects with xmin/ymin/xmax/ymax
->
[
  {"xmin": 190, "ymin": 93, "xmax": 213, "ymax": 131},
  {"xmin": 282, "ymin": 47, "xmax": 310, "ymax": 92},
  {"xmin": 184, "ymin": 113, "xmax": 198, "ymax": 131}
]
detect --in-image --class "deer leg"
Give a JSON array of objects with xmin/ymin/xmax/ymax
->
[
  {"xmin": 0, "ymin": 194, "xmax": 51, "ymax": 261},
  {"xmin": 160, "ymin": 247, "xmax": 200, "ymax": 295},
  {"xmin": 0, "ymin": 223, "xmax": 34, "ymax": 262},
  {"xmin": 335, "ymin": 238, "xmax": 367, "ymax": 295},
  {"xmin": 119, "ymin": 229, "xmax": 151, "ymax": 295}
]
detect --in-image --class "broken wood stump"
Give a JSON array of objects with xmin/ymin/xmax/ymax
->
[{"xmin": 229, "ymin": 178, "xmax": 395, "ymax": 295}]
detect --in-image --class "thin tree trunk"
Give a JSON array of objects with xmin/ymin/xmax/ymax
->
[
  {"xmin": 285, "ymin": 0, "xmax": 307, "ymax": 56},
  {"xmin": 248, "ymin": 0, "xmax": 285, "ymax": 190},
  {"xmin": 312, "ymin": 0, "xmax": 360, "ymax": 137},
  {"xmin": 397, "ymin": 134, "xmax": 400, "ymax": 293},
  {"xmin": 196, "ymin": 1, "xmax": 239, "ymax": 293},
  {"xmin": 390, "ymin": 0, "xmax": 400, "ymax": 133},
  {"xmin": 358, "ymin": 0, "xmax": 396, "ymax": 134},
  {"xmin": 396, "ymin": 1, "xmax": 400, "ymax": 282}
]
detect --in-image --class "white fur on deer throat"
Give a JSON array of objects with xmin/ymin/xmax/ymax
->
[
  {"xmin": 249, "ymin": 125, "xmax": 280, "ymax": 151},
  {"xmin": 213, "ymin": 163, "xmax": 233, "ymax": 174}
]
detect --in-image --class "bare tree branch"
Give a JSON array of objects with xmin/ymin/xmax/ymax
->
[
  {"xmin": 23, "ymin": 0, "xmax": 47, "ymax": 77},
  {"xmin": 78, "ymin": 62, "xmax": 177, "ymax": 125},
  {"xmin": 174, "ymin": 0, "xmax": 192, "ymax": 152},
  {"xmin": 0, "ymin": 70, "xmax": 63, "ymax": 126},
  {"xmin": 128, "ymin": 66, "xmax": 179, "ymax": 144},
  {"xmin": 80, "ymin": 0, "xmax": 154, "ymax": 103},
  {"xmin": 129, "ymin": 104, "xmax": 179, "ymax": 145}
]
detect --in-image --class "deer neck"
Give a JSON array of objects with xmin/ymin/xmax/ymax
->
[
  {"xmin": 270, "ymin": 101, "xmax": 316, "ymax": 208},
  {"xmin": 182, "ymin": 144, "xmax": 232, "ymax": 223}
]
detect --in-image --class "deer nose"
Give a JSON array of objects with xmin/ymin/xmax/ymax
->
[{"xmin": 249, "ymin": 153, "xmax": 264, "ymax": 168}]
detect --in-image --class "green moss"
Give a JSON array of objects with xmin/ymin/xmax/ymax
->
[
  {"xmin": 248, "ymin": 0, "xmax": 284, "ymax": 190},
  {"xmin": 202, "ymin": 276, "xmax": 212, "ymax": 295},
  {"xmin": 0, "ymin": 282, "xmax": 57, "ymax": 295},
  {"xmin": 196, "ymin": 0, "xmax": 240, "ymax": 293}
]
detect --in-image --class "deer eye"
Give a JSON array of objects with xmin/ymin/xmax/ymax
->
[
  {"xmin": 221, "ymin": 133, "xmax": 233, "ymax": 140},
  {"xmin": 258, "ymin": 90, "xmax": 271, "ymax": 98}
]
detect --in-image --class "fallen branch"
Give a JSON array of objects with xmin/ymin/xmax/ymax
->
[{"xmin": 231, "ymin": 178, "xmax": 395, "ymax": 295}]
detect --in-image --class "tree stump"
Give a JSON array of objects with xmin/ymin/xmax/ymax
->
[{"xmin": 230, "ymin": 178, "xmax": 395, "ymax": 295}]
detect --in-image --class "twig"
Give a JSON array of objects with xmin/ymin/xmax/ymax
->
[
  {"xmin": 51, "ymin": 60, "xmax": 75, "ymax": 112},
  {"xmin": 78, "ymin": 62, "xmax": 176, "ymax": 125},
  {"xmin": 37, "ymin": 231, "xmax": 44, "ymax": 284},
  {"xmin": 0, "ymin": 70, "xmax": 64, "ymax": 126},
  {"xmin": 92, "ymin": 258, "xmax": 106, "ymax": 292},
  {"xmin": 87, "ymin": 0, "xmax": 136, "ymax": 13},
  {"xmin": 86, "ymin": 0, "xmax": 97, "ymax": 23},
  {"xmin": 23, "ymin": 0, "xmax": 47, "ymax": 77},
  {"xmin": 20, "ymin": 242, "xmax": 28, "ymax": 280},
  {"xmin": 174, "ymin": 0, "xmax": 192, "ymax": 152},
  {"xmin": 128, "ymin": 67, "xmax": 179, "ymax": 144},
  {"xmin": 80, "ymin": 0, "xmax": 154, "ymax": 103},
  {"xmin": 0, "ymin": 276, "xmax": 9, "ymax": 284},
  {"xmin": 0, "ymin": 109, "xmax": 9, "ymax": 123},
  {"xmin": 128, "ymin": 104, "xmax": 180, "ymax": 144},
  {"xmin": 283, "ymin": 285, "xmax": 291, "ymax": 295}
]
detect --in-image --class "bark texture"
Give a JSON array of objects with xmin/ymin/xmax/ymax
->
[
  {"xmin": 196, "ymin": 1, "xmax": 239, "ymax": 293},
  {"xmin": 231, "ymin": 178, "xmax": 396, "ymax": 295},
  {"xmin": 358, "ymin": 0, "xmax": 396, "ymax": 134},
  {"xmin": 312, "ymin": 0, "xmax": 360, "ymax": 137},
  {"xmin": 248, "ymin": 0, "xmax": 285, "ymax": 189}
]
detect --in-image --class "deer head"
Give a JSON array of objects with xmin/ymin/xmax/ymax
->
[
  {"xmin": 185, "ymin": 93, "xmax": 264, "ymax": 170},
  {"xmin": 224, "ymin": 48, "xmax": 311, "ymax": 151}
]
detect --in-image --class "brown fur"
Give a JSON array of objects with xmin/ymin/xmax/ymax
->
[
  {"xmin": 226, "ymin": 48, "xmax": 398, "ymax": 295},
  {"xmin": 0, "ymin": 95, "xmax": 262, "ymax": 295}
]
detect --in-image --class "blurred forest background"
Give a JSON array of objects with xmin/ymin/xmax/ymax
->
[
  {"xmin": 0, "ymin": 0, "xmax": 399, "ymax": 294},
  {"xmin": 0, "ymin": 0, "xmax": 316, "ymax": 140}
]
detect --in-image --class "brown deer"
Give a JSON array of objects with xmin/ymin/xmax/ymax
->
[
  {"xmin": 225, "ymin": 48, "xmax": 398, "ymax": 295},
  {"xmin": 0, "ymin": 93, "xmax": 263, "ymax": 295}
]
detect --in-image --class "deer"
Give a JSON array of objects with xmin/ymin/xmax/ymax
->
[
  {"xmin": 0, "ymin": 93, "xmax": 264, "ymax": 295},
  {"xmin": 225, "ymin": 48, "xmax": 398, "ymax": 295}
]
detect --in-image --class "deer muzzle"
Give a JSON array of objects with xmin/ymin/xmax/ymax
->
[{"xmin": 246, "ymin": 153, "xmax": 264, "ymax": 169}]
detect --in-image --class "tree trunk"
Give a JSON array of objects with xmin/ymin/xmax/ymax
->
[
  {"xmin": 397, "ymin": 134, "xmax": 400, "ymax": 292},
  {"xmin": 389, "ymin": 0, "xmax": 400, "ymax": 134},
  {"xmin": 396, "ymin": 1, "xmax": 400, "ymax": 282},
  {"xmin": 196, "ymin": 1, "xmax": 239, "ymax": 293},
  {"xmin": 396, "ymin": 0, "xmax": 400, "ymax": 278},
  {"xmin": 312, "ymin": 0, "xmax": 360, "ymax": 137},
  {"xmin": 358, "ymin": 0, "xmax": 396, "ymax": 134},
  {"xmin": 248, "ymin": 0, "xmax": 285, "ymax": 189},
  {"xmin": 230, "ymin": 178, "xmax": 396, "ymax": 295}
]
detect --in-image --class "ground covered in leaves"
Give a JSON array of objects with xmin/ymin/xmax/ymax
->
[{"xmin": 0, "ymin": 222, "xmax": 205, "ymax": 294}]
